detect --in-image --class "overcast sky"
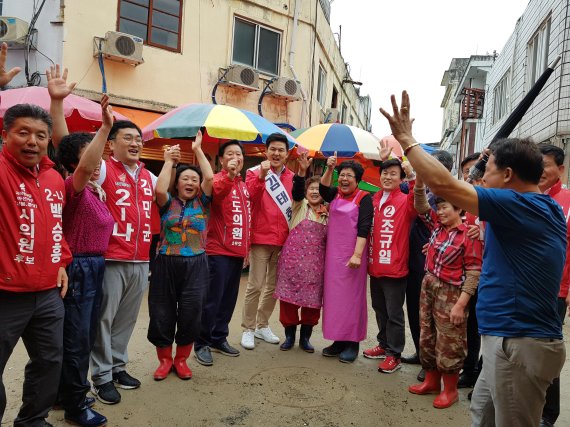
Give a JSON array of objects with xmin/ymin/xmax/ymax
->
[{"xmin": 330, "ymin": 0, "xmax": 531, "ymax": 143}]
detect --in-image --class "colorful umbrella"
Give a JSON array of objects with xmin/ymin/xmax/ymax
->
[
  {"xmin": 142, "ymin": 103, "xmax": 296, "ymax": 148},
  {"xmin": 0, "ymin": 86, "xmax": 128, "ymax": 132}
]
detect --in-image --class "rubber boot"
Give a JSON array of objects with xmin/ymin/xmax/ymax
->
[
  {"xmin": 280, "ymin": 326, "xmax": 297, "ymax": 351},
  {"xmin": 154, "ymin": 346, "xmax": 173, "ymax": 381},
  {"xmin": 433, "ymin": 373, "xmax": 459, "ymax": 409},
  {"xmin": 408, "ymin": 370, "xmax": 441, "ymax": 395},
  {"xmin": 299, "ymin": 325, "xmax": 315, "ymax": 353},
  {"xmin": 339, "ymin": 341, "xmax": 359, "ymax": 363},
  {"xmin": 173, "ymin": 344, "xmax": 193, "ymax": 380}
]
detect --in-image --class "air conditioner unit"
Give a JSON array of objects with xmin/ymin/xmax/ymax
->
[
  {"xmin": 270, "ymin": 77, "xmax": 302, "ymax": 101},
  {"xmin": 322, "ymin": 108, "xmax": 340, "ymax": 123},
  {"xmin": 225, "ymin": 65, "xmax": 259, "ymax": 91},
  {"xmin": 95, "ymin": 31, "xmax": 144, "ymax": 66},
  {"xmin": 0, "ymin": 17, "xmax": 31, "ymax": 47}
]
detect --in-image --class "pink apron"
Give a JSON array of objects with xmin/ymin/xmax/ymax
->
[
  {"xmin": 274, "ymin": 214, "xmax": 327, "ymax": 309},
  {"xmin": 322, "ymin": 191, "xmax": 368, "ymax": 341}
]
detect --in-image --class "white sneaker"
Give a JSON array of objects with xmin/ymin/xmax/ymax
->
[
  {"xmin": 241, "ymin": 330, "xmax": 255, "ymax": 350},
  {"xmin": 254, "ymin": 327, "xmax": 280, "ymax": 344}
]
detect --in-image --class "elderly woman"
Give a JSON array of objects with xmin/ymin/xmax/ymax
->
[
  {"xmin": 319, "ymin": 157, "xmax": 373, "ymax": 363},
  {"xmin": 274, "ymin": 153, "xmax": 328, "ymax": 352},
  {"xmin": 148, "ymin": 130, "xmax": 213, "ymax": 381},
  {"xmin": 409, "ymin": 175, "xmax": 483, "ymax": 409}
]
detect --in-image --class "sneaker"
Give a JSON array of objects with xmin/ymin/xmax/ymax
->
[
  {"xmin": 254, "ymin": 327, "xmax": 280, "ymax": 344},
  {"xmin": 363, "ymin": 344, "xmax": 386, "ymax": 359},
  {"xmin": 91, "ymin": 381, "xmax": 121, "ymax": 405},
  {"xmin": 112, "ymin": 371, "xmax": 141, "ymax": 390},
  {"xmin": 241, "ymin": 330, "xmax": 255, "ymax": 350},
  {"xmin": 211, "ymin": 341, "xmax": 240, "ymax": 357},
  {"xmin": 378, "ymin": 356, "xmax": 402, "ymax": 373},
  {"xmin": 194, "ymin": 346, "xmax": 213, "ymax": 366}
]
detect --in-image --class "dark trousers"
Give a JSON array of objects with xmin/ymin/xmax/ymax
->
[
  {"xmin": 195, "ymin": 255, "xmax": 243, "ymax": 350},
  {"xmin": 463, "ymin": 291, "xmax": 481, "ymax": 376},
  {"xmin": 148, "ymin": 233, "xmax": 160, "ymax": 275},
  {"xmin": 147, "ymin": 253, "xmax": 209, "ymax": 347},
  {"xmin": 542, "ymin": 297, "xmax": 567, "ymax": 424},
  {"xmin": 405, "ymin": 268, "xmax": 424, "ymax": 354},
  {"xmin": 58, "ymin": 255, "xmax": 105, "ymax": 414},
  {"xmin": 0, "ymin": 288, "xmax": 64, "ymax": 427},
  {"xmin": 370, "ymin": 276, "xmax": 407, "ymax": 357}
]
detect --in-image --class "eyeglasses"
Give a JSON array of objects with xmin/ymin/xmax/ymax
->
[
  {"xmin": 113, "ymin": 135, "xmax": 144, "ymax": 146},
  {"xmin": 338, "ymin": 173, "xmax": 356, "ymax": 179}
]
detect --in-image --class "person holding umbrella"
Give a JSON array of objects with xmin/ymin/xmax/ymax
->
[{"xmin": 319, "ymin": 154, "xmax": 373, "ymax": 363}]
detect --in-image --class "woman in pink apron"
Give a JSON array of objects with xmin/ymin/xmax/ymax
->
[
  {"xmin": 319, "ymin": 157, "xmax": 373, "ymax": 363},
  {"xmin": 274, "ymin": 153, "xmax": 328, "ymax": 352}
]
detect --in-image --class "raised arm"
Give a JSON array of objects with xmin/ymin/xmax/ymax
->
[
  {"xmin": 321, "ymin": 151, "xmax": 337, "ymax": 187},
  {"xmin": 0, "ymin": 42, "xmax": 21, "ymax": 87},
  {"xmin": 413, "ymin": 175, "xmax": 431, "ymax": 215},
  {"xmin": 72, "ymin": 95, "xmax": 112, "ymax": 193},
  {"xmin": 156, "ymin": 145, "xmax": 181, "ymax": 207},
  {"xmin": 193, "ymin": 130, "xmax": 214, "ymax": 197},
  {"xmin": 380, "ymin": 91, "xmax": 479, "ymax": 216},
  {"xmin": 47, "ymin": 64, "xmax": 76, "ymax": 148}
]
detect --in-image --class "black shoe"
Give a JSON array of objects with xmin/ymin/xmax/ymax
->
[
  {"xmin": 401, "ymin": 353, "xmax": 421, "ymax": 364},
  {"xmin": 416, "ymin": 368, "xmax": 426, "ymax": 382},
  {"xmin": 322, "ymin": 341, "xmax": 346, "ymax": 357},
  {"xmin": 194, "ymin": 346, "xmax": 214, "ymax": 366},
  {"xmin": 458, "ymin": 371, "xmax": 477, "ymax": 388},
  {"xmin": 339, "ymin": 342, "xmax": 359, "ymax": 363},
  {"xmin": 280, "ymin": 326, "xmax": 297, "ymax": 351},
  {"xmin": 53, "ymin": 396, "xmax": 96, "ymax": 411},
  {"xmin": 211, "ymin": 341, "xmax": 240, "ymax": 357},
  {"xmin": 299, "ymin": 325, "xmax": 315, "ymax": 353},
  {"xmin": 43, "ymin": 423, "xmax": 54, "ymax": 427},
  {"xmin": 467, "ymin": 390, "xmax": 473, "ymax": 400},
  {"xmin": 540, "ymin": 418, "xmax": 555, "ymax": 427},
  {"xmin": 112, "ymin": 371, "xmax": 141, "ymax": 390},
  {"xmin": 64, "ymin": 407, "xmax": 108, "ymax": 427},
  {"xmin": 91, "ymin": 382, "xmax": 121, "ymax": 405}
]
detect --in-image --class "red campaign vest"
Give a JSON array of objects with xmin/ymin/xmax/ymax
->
[
  {"xmin": 206, "ymin": 170, "xmax": 251, "ymax": 258},
  {"xmin": 368, "ymin": 186, "xmax": 416, "ymax": 278},
  {"xmin": 102, "ymin": 158, "xmax": 154, "ymax": 261},
  {"xmin": 548, "ymin": 180, "xmax": 570, "ymax": 297},
  {"xmin": 0, "ymin": 149, "xmax": 72, "ymax": 292}
]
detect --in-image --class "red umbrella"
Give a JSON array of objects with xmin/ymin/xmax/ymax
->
[{"xmin": 0, "ymin": 86, "xmax": 128, "ymax": 133}]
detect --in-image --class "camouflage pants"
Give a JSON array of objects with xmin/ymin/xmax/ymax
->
[{"xmin": 419, "ymin": 273, "xmax": 468, "ymax": 374}]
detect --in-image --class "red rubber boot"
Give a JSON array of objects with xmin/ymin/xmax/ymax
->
[
  {"xmin": 153, "ymin": 346, "xmax": 173, "ymax": 381},
  {"xmin": 433, "ymin": 373, "xmax": 459, "ymax": 408},
  {"xmin": 408, "ymin": 370, "xmax": 441, "ymax": 395},
  {"xmin": 173, "ymin": 344, "xmax": 193, "ymax": 380}
]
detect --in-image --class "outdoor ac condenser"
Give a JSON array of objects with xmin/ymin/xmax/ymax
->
[
  {"xmin": 0, "ymin": 17, "xmax": 31, "ymax": 47},
  {"xmin": 225, "ymin": 65, "xmax": 259, "ymax": 91},
  {"xmin": 270, "ymin": 77, "xmax": 302, "ymax": 101},
  {"xmin": 96, "ymin": 31, "xmax": 144, "ymax": 66}
]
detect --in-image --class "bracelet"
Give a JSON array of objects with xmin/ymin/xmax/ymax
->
[{"xmin": 403, "ymin": 142, "xmax": 421, "ymax": 156}]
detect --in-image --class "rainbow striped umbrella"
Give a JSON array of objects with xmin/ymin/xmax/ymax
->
[
  {"xmin": 291, "ymin": 123, "xmax": 381, "ymax": 159},
  {"xmin": 142, "ymin": 103, "xmax": 296, "ymax": 148}
]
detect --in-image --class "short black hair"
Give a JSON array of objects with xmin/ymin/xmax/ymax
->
[
  {"xmin": 489, "ymin": 137, "xmax": 543, "ymax": 184},
  {"xmin": 434, "ymin": 196, "xmax": 462, "ymax": 213},
  {"xmin": 175, "ymin": 164, "xmax": 203, "ymax": 190},
  {"xmin": 538, "ymin": 143, "xmax": 565, "ymax": 166},
  {"xmin": 218, "ymin": 140, "xmax": 244, "ymax": 157},
  {"xmin": 265, "ymin": 133, "xmax": 289, "ymax": 151},
  {"xmin": 57, "ymin": 132, "xmax": 94, "ymax": 173},
  {"xmin": 380, "ymin": 158, "xmax": 405, "ymax": 179},
  {"xmin": 3, "ymin": 103, "xmax": 52, "ymax": 134},
  {"xmin": 337, "ymin": 160, "xmax": 364, "ymax": 182},
  {"xmin": 460, "ymin": 152, "xmax": 481, "ymax": 169},
  {"xmin": 431, "ymin": 150, "xmax": 454, "ymax": 172},
  {"xmin": 109, "ymin": 120, "xmax": 142, "ymax": 140}
]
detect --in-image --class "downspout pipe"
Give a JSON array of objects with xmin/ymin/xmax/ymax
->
[{"xmin": 289, "ymin": 0, "xmax": 308, "ymax": 128}]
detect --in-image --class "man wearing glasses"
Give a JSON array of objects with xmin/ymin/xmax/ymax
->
[{"xmin": 90, "ymin": 121, "xmax": 158, "ymax": 405}]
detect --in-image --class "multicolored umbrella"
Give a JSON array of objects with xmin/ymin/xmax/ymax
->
[
  {"xmin": 142, "ymin": 103, "xmax": 296, "ymax": 148},
  {"xmin": 0, "ymin": 86, "xmax": 128, "ymax": 132}
]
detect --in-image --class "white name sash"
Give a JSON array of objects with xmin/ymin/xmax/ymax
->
[{"xmin": 250, "ymin": 165, "xmax": 292, "ymax": 223}]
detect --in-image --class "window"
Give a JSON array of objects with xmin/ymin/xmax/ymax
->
[
  {"xmin": 232, "ymin": 17, "xmax": 281, "ymax": 75},
  {"xmin": 118, "ymin": 0, "xmax": 182, "ymax": 51},
  {"xmin": 349, "ymin": 115, "xmax": 354, "ymax": 126},
  {"xmin": 341, "ymin": 102, "xmax": 347, "ymax": 124},
  {"xmin": 493, "ymin": 70, "xmax": 510, "ymax": 124},
  {"xmin": 317, "ymin": 64, "xmax": 327, "ymax": 106},
  {"xmin": 331, "ymin": 86, "xmax": 338, "ymax": 108},
  {"xmin": 527, "ymin": 17, "xmax": 551, "ymax": 87}
]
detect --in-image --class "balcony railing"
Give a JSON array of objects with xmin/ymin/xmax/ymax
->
[{"xmin": 461, "ymin": 88, "xmax": 485, "ymax": 120}]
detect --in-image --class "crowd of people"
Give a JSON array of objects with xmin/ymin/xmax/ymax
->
[{"xmin": 0, "ymin": 42, "xmax": 568, "ymax": 427}]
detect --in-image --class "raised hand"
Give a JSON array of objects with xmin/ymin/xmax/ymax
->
[
  {"xmin": 192, "ymin": 129, "xmax": 203, "ymax": 152},
  {"xmin": 378, "ymin": 139, "xmax": 392, "ymax": 161},
  {"xmin": 260, "ymin": 159, "xmax": 271, "ymax": 179},
  {"xmin": 100, "ymin": 94, "xmax": 113, "ymax": 129},
  {"xmin": 0, "ymin": 42, "xmax": 21, "ymax": 87},
  {"xmin": 326, "ymin": 151, "xmax": 337, "ymax": 169},
  {"xmin": 47, "ymin": 64, "xmax": 76, "ymax": 100},
  {"xmin": 402, "ymin": 160, "xmax": 414, "ymax": 178},
  {"xmin": 379, "ymin": 91, "xmax": 415, "ymax": 149},
  {"xmin": 297, "ymin": 152, "xmax": 313, "ymax": 174},
  {"xmin": 227, "ymin": 159, "xmax": 239, "ymax": 179},
  {"xmin": 164, "ymin": 144, "xmax": 181, "ymax": 163}
]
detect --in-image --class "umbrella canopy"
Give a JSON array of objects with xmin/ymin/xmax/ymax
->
[
  {"xmin": 0, "ymin": 86, "xmax": 128, "ymax": 133},
  {"xmin": 142, "ymin": 103, "xmax": 296, "ymax": 148},
  {"xmin": 291, "ymin": 123, "xmax": 380, "ymax": 159},
  {"xmin": 379, "ymin": 135, "xmax": 404, "ymax": 158}
]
